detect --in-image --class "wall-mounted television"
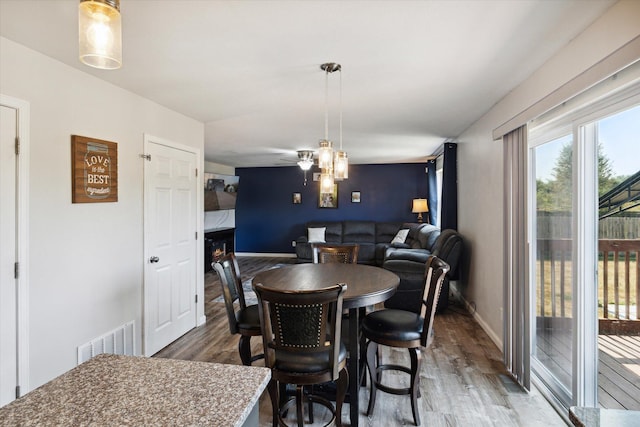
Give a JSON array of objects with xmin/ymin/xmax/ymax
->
[{"xmin": 204, "ymin": 173, "xmax": 239, "ymax": 211}]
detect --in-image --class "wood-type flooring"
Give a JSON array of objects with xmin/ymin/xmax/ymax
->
[{"xmin": 154, "ymin": 256, "xmax": 566, "ymax": 426}]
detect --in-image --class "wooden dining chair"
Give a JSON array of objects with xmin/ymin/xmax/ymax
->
[
  {"xmin": 362, "ymin": 255, "xmax": 449, "ymax": 426},
  {"xmin": 212, "ymin": 253, "xmax": 263, "ymax": 366},
  {"xmin": 311, "ymin": 243, "xmax": 359, "ymax": 264},
  {"xmin": 312, "ymin": 243, "xmax": 361, "ymax": 379},
  {"xmin": 254, "ymin": 282, "xmax": 348, "ymax": 427}
]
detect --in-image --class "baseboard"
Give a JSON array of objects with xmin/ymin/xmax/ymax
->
[
  {"xmin": 450, "ymin": 284, "xmax": 504, "ymax": 351},
  {"xmin": 197, "ymin": 315, "xmax": 206, "ymax": 326}
]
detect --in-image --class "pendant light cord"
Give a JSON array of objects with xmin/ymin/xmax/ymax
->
[
  {"xmin": 325, "ymin": 68, "xmax": 329, "ymax": 141},
  {"xmin": 339, "ymin": 68, "xmax": 343, "ymax": 150}
]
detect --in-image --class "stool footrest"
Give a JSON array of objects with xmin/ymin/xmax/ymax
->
[
  {"xmin": 279, "ymin": 393, "xmax": 337, "ymax": 426},
  {"xmin": 372, "ymin": 364, "xmax": 413, "ymax": 396}
]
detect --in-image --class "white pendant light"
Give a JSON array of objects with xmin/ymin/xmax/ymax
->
[{"xmin": 79, "ymin": 0, "xmax": 122, "ymax": 70}]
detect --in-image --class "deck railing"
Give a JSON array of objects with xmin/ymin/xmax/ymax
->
[
  {"xmin": 599, "ymin": 239, "xmax": 639, "ymax": 320},
  {"xmin": 536, "ymin": 239, "xmax": 639, "ymax": 321}
]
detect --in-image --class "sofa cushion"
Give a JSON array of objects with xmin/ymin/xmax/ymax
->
[
  {"xmin": 342, "ymin": 221, "xmax": 375, "ymax": 244},
  {"xmin": 417, "ymin": 224, "xmax": 440, "ymax": 250},
  {"xmin": 375, "ymin": 222, "xmax": 404, "ymax": 244},
  {"xmin": 384, "ymin": 248, "xmax": 431, "ymax": 264},
  {"xmin": 403, "ymin": 223, "xmax": 428, "ymax": 249},
  {"xmin": 356, "ymin": 243, "xmax": 376, "ymax": 265}
]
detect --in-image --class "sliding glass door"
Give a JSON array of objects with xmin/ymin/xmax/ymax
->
[
  {"xmin": 530, "ymin": 133, "xmax": 576, "ymax": 406},
  {"xmin": 595, "ymin": 105, "xmax": 640, "ymax": 409},
  {"xmin": 528, "ymin": 83, "xmax": 640, "ymax": 411}
]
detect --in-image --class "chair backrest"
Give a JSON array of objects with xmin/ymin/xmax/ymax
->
[
  {"xmin": 212, "ymin": 253, "xmax": 247, "ymax": 334},
  {"xmin": 419, "ymin": 256, "xmax": 450, "ymax": 348},
  {"xmin": 254, "ymin": 283, "xmax": 347, "ymax": 379},
  {"xmin": 312, "ymin": 243, "xmax": 359, "ymax": 264}
]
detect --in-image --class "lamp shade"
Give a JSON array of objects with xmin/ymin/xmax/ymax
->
[
  {"xmin": 79, "ymin": 0, "xmax": 122, "ymax": 70},
  {"xmin": 411, "ymin": 198, "xmax": 428, "ymax": 213}
]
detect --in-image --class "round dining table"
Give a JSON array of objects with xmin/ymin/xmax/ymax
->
[{"xmin": 252, "ymin": 262, "xmax": 400, "ymax": 427}]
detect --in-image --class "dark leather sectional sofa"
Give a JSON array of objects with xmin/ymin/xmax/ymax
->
[{"xmin": 295, "ymin": 220, "xmax": 463, "ymax": 311}]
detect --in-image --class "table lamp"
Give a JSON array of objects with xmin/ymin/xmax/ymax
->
[{"xmin": 412, "ymin": 198, "xmax": 429, "ymax": 223}]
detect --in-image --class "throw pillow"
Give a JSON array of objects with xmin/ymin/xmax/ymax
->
[
  {"xmin": 308, "ymin": 227, "xmax": 326, "ymax": 243},
  {"xmin": 391, "ymin": 229, "xmax": 409, "ymax": 245}
]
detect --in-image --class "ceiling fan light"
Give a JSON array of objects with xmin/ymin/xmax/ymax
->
[
  {"xmin": 297, "ymin": 150, "xmax": 315, "ymax": 171},
  {"xmin": 79, "ymin": 0, "xmax": 122, "ymax": 70},
  {"xmin": 297, "ymin": 159, "xmax": 313, "ymax": 171}
]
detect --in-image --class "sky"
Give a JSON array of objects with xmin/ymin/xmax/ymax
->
[
  {"xmin": 598, "ymin": 103, "xmax": 640, "ymax": 178},
  {"xmin": 535, "ymin": 103, "xmax": 639, "ymax": 181}
]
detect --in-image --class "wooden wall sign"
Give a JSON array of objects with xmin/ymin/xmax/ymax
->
[{"xmin": 71, "ymin": 135, "xmax": 118, "ymax": 203}]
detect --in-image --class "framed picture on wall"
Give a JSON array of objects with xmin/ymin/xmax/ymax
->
[
  {"xmin": 292, "ymin": 192, "xmax": 301, "ymax": 204},
  {"xmin": 319, "ymin": 185, "xmax": 338, "ymax": 208},
  {"xmin": 351, "ymin": 191, "xmax": 361, "ymax": 203},
  {"xmin": 71, "ymin": 135, "xmax": 118, "ymax": 203}
]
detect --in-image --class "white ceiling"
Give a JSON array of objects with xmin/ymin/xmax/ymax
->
[{"xmin": 0, "ymin": 0, "xmax": 616, "ymax": 167}]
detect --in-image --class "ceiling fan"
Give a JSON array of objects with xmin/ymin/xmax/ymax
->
[{"xmin": 274, "ymin": 150, "xmax": 319, "ymax": 185}]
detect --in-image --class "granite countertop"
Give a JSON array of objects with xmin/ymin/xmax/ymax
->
[
  {"xmin": 0, "ymin": 354, "xmax": 270, "ymax": 426},
  {"xmin": 569, "ymin": 406, "xmax": 640, "ymax": 427}
]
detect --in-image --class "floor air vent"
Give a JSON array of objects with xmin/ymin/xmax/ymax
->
[{"xmin": 77, "ymin": 321, "xmax": 135, "ymax": 364}]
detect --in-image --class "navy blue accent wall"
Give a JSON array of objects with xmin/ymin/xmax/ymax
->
[{"xmin": 235, "ymin": 163, "xmax": 428, "ymax": 254}]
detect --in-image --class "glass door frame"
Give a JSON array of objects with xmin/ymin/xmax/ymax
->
[
  {"xmin": 527, "ymin": 118, "xmax": 598, "ymax": 410},
  {"xmin": 527, "ymin": 83, "xmax": 640, "ymax": 411}
]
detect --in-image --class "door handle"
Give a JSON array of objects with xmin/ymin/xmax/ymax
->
[{"xmin": 150, "ymin": 256, "xmax": 160, "ymax": 263}]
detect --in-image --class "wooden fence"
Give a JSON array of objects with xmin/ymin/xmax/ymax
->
[{"xmin": 536, "ymin": 213, "xmax": 640, "ymax": 240}]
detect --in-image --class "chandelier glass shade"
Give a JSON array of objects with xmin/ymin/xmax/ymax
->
[
  {"xmin": 79, "ymin": 0, "xmax": 122, "ymax": 70},
  {"xmin": 320, "ymin": 172, "xmax": 335, "ymax": 194},
  {"xmin": 334, "ymin": 150, "xmax": 348, "ymax": 180},
  {"xmin": 318, "ymin": 140, "xmax": 333, "ymax": 170}
]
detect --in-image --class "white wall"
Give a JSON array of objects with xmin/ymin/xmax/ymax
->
[
  {"xmin": 0, "ymin": 37, "xmax": 204, "ymax": 390},
  {"xmin": 456, "ymin": 0, "xmax": 640, "ymax": 348}
]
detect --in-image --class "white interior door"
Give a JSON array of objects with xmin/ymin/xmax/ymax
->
[
  {"xmin": 143, "ymin": 137, "xmax": 198, "ymax": 356},
  {"xmin": 0, "ymin": 104, "xmax": 18, "ymax": 406}
]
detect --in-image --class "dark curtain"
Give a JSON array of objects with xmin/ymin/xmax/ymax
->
[
  {"xmin": 426, "ymin": 159, "xmax": 438, "ymax": 225},
  {"xmin": 440, "ymin": 143, "xmax": 458, "ymax": 230}
]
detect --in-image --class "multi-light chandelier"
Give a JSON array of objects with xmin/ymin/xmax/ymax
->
[
  {"xmin": 296, "ymin": 63, "xmax": 348, "ymax": 190},
  {"xmin": 317, "ymin": 62, "xmax": 348, "ymax": 193}
]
